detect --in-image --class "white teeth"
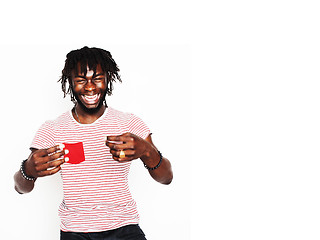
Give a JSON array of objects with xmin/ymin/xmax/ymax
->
[
  {"xmin": 82, "ymin": 94, "xmax": 99, "ymax": 103},
  {"xmin": 85, "ymin": 94, "xmax": 97, "ymax": 100}
]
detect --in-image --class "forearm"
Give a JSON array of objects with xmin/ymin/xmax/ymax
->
[
  {"xmin": 141, "ymin": 145, "xmax": 173, "ymax": 185},
  {"xmin": 14, "ymin": 170, "xmax": 36, "ymax": 194}
]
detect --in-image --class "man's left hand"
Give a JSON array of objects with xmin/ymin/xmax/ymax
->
[{"xmin": 106, "ymin": 132, "xmax": 150, "ymax": 161}]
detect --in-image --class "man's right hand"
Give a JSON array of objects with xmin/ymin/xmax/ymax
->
[{"xmin": 25, "ymin": 145, "xmax": 68, "ymax": 178}]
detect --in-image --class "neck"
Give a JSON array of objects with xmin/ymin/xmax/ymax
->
[{"xmin": 74, "ymin": 103, "xmax": 106, "ymax": 124}]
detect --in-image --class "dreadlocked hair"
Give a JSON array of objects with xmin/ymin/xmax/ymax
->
[{"xmin": 59, "ymin": 46, "xmax": 122, "ymax": 102}]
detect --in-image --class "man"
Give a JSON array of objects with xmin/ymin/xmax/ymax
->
[{"xmin": 14, "ymin": 46, "xmax": 173, "ymax": 240}]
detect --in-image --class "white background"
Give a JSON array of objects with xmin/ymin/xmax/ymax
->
[
  {"xmin": 1, "ymin": 0, "xmax": 320, "ymax": 240},
  {"xmin": 0, "ymin": 44, "xmax": 190, "ymax": 240}
]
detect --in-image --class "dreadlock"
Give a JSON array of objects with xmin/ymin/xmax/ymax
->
[{"xmin": 59, "ymin": 46, "xmax": 122, "ymax": 102}]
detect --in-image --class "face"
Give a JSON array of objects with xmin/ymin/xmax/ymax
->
[{"xmin": 70, "ymin": 64, "xmax": 107, "ymax": 110}]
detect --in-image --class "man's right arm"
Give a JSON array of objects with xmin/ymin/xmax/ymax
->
[{"xmin": 14, "ymin": 145, "xmax": 67, "ymax": 194}]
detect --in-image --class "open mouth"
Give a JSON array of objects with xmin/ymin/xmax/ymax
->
[{"xmin": 81, "ymin": 94, "xmax": 100, "ymax": 105}]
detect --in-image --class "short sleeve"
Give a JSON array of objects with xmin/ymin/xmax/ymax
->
[
  {"xmin": 128, "ymin": 114, "xmax": 151, "ymax": 139},
  {"xmin": 30, "ymin": 121, "xmax": 56, "ymax": 150}
]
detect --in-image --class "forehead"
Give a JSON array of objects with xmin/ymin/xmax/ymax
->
[{"xmin": 73, "ymin": 63, "xmax": 104, "ymax": 76}]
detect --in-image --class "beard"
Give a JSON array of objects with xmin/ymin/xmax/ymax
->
[{"xmin": 72, "ymin": 90, "xmax": 107, "ymax": 114}]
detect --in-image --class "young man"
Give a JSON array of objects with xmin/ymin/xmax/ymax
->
[{"xmin": 14, "ymin": 46, "xmax": 173, "ymax": 240}]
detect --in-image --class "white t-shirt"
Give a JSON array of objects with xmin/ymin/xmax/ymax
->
[{"xmin": 31, "ymin": 107, "xmax": 150, "ymax": 232}]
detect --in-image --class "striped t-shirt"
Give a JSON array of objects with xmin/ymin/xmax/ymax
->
[{"xmin": 30, "ymin": 107, "xmax": 150, "ymax": 232}]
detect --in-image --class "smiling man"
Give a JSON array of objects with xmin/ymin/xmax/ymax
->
[{"xmin": 14, "ymin": 46, "xmax": 173, "ymax": 240}]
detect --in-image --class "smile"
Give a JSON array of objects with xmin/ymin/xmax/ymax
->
[{"xmin": 81, "ymin": 94, "xmax": 100, "ymax": 105}]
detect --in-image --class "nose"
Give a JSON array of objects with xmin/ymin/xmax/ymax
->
[{"xmin": 84, "ymin": 80, "xmax": 96, "ymax": 91}]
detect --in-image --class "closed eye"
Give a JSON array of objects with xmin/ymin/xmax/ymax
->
[
  {"xmin": 93, "ymin": 77, "xmax": 104, "ymax": 82},
  {"xmin": 75, "ymin": 79, "xmax": 86, "ymax": 84}
]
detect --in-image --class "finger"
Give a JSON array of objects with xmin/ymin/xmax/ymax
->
[
  {"xmin": 40, "ymin": 150, "xmax": 66, "ymax": 166},
  {"xmin": 107, "ymin": 134, "xmax": 133, "ymax": 143},
  {"xmin": 107, "ymin": 135, "xmax": 122, "ymax": 142},
  {"xmin": 47, "ymin": 149, "xmax": 68, "ymax": 162},
  {"xmin": 106, "ymin": 142, "xmax": 134, "ymax": 150},
  {"xmin": 112, "ymin": 155, "xmax": 134, "ymax": 162},
  {"xmin": 37, "ymin": 145, "xmax": 63, "ymax": 157},
  {"xmin": 47, "ymin": 145, "xmax": 64, "ymax": 155},
  {"xmin": 37, "ymin": 166, "xmax": 61, "ymax": 177},
  {"xmin": 110, "ymin": 149, "xmax": 135, "ymax": 156},
  {"xmin": 36, "ymin": 158, "xmax": 66, "ymax": 172}
]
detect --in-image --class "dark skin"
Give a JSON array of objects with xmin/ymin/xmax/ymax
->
[
  {"xmin": 14, "ymin": 64, "xmax": 173, "ymax": 194},
  {"xmin": 106, "ymin": 133, "xmax": 173, "ymax": 184},
  {"xmin": 14, "ymin": 145, "xmax": 67, "ymax": 194}
]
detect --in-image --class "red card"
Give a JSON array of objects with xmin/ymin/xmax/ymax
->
[{"xmin": 63, "ymin": 142, "xmax": 85, "ymax": 164}]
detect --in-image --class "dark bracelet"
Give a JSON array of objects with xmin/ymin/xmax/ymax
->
[
  {"xmin": 144, "ymin": 150, "xmax": 163, "ymax": 170},
  {"xmin": 20, "ymin": 159, "xmax": 36, "ymax": 181}
]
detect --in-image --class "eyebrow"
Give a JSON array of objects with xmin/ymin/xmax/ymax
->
[
  {"xmin": 74, "ymin": 75, "xmax": 86, "ymax": 78},
  {"xmin": 93, "ymin": 73, "xmax": 105, "ymax": 78},
  {"xmin": 74, "ymin": 73, "xmax": 105, "ymax": 78}
]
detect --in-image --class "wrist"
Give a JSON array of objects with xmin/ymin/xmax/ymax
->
[
  {"xmin": 141, "ymin": 144, "xmax": 163, "ymax": 170},
  {"xmin": 140, "ymin": 142, "xmax": 157, "ymax": 162},
  {"xmin": 143, "ymin": 150, "xmax": 162, "ymax": 171},
  {"xmin": 20, "ymin": 160, "xmax": 36, "ymax": 181}
]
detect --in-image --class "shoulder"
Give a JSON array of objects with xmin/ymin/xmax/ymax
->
[
  {"xmin": 47, "ymin": 111, "xmax": 72, "ymax": 126},
  {"xmin": 109, "ymin": 107, "xmax": 151, "ymax": 138},
  {"xmin": 108, "ymin": 107, "xmax": 150, "ymax": 136},
  {"xmin": 108, "ymin": 107, "xmax": 135, "ymax": 121},
  {"xmin": 37, "ymin": 111, "xmax": 71, "ymax": 130},
  {"xmin": 54, "ymin": 111, "xmax": 72, "ymax": 123}
]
